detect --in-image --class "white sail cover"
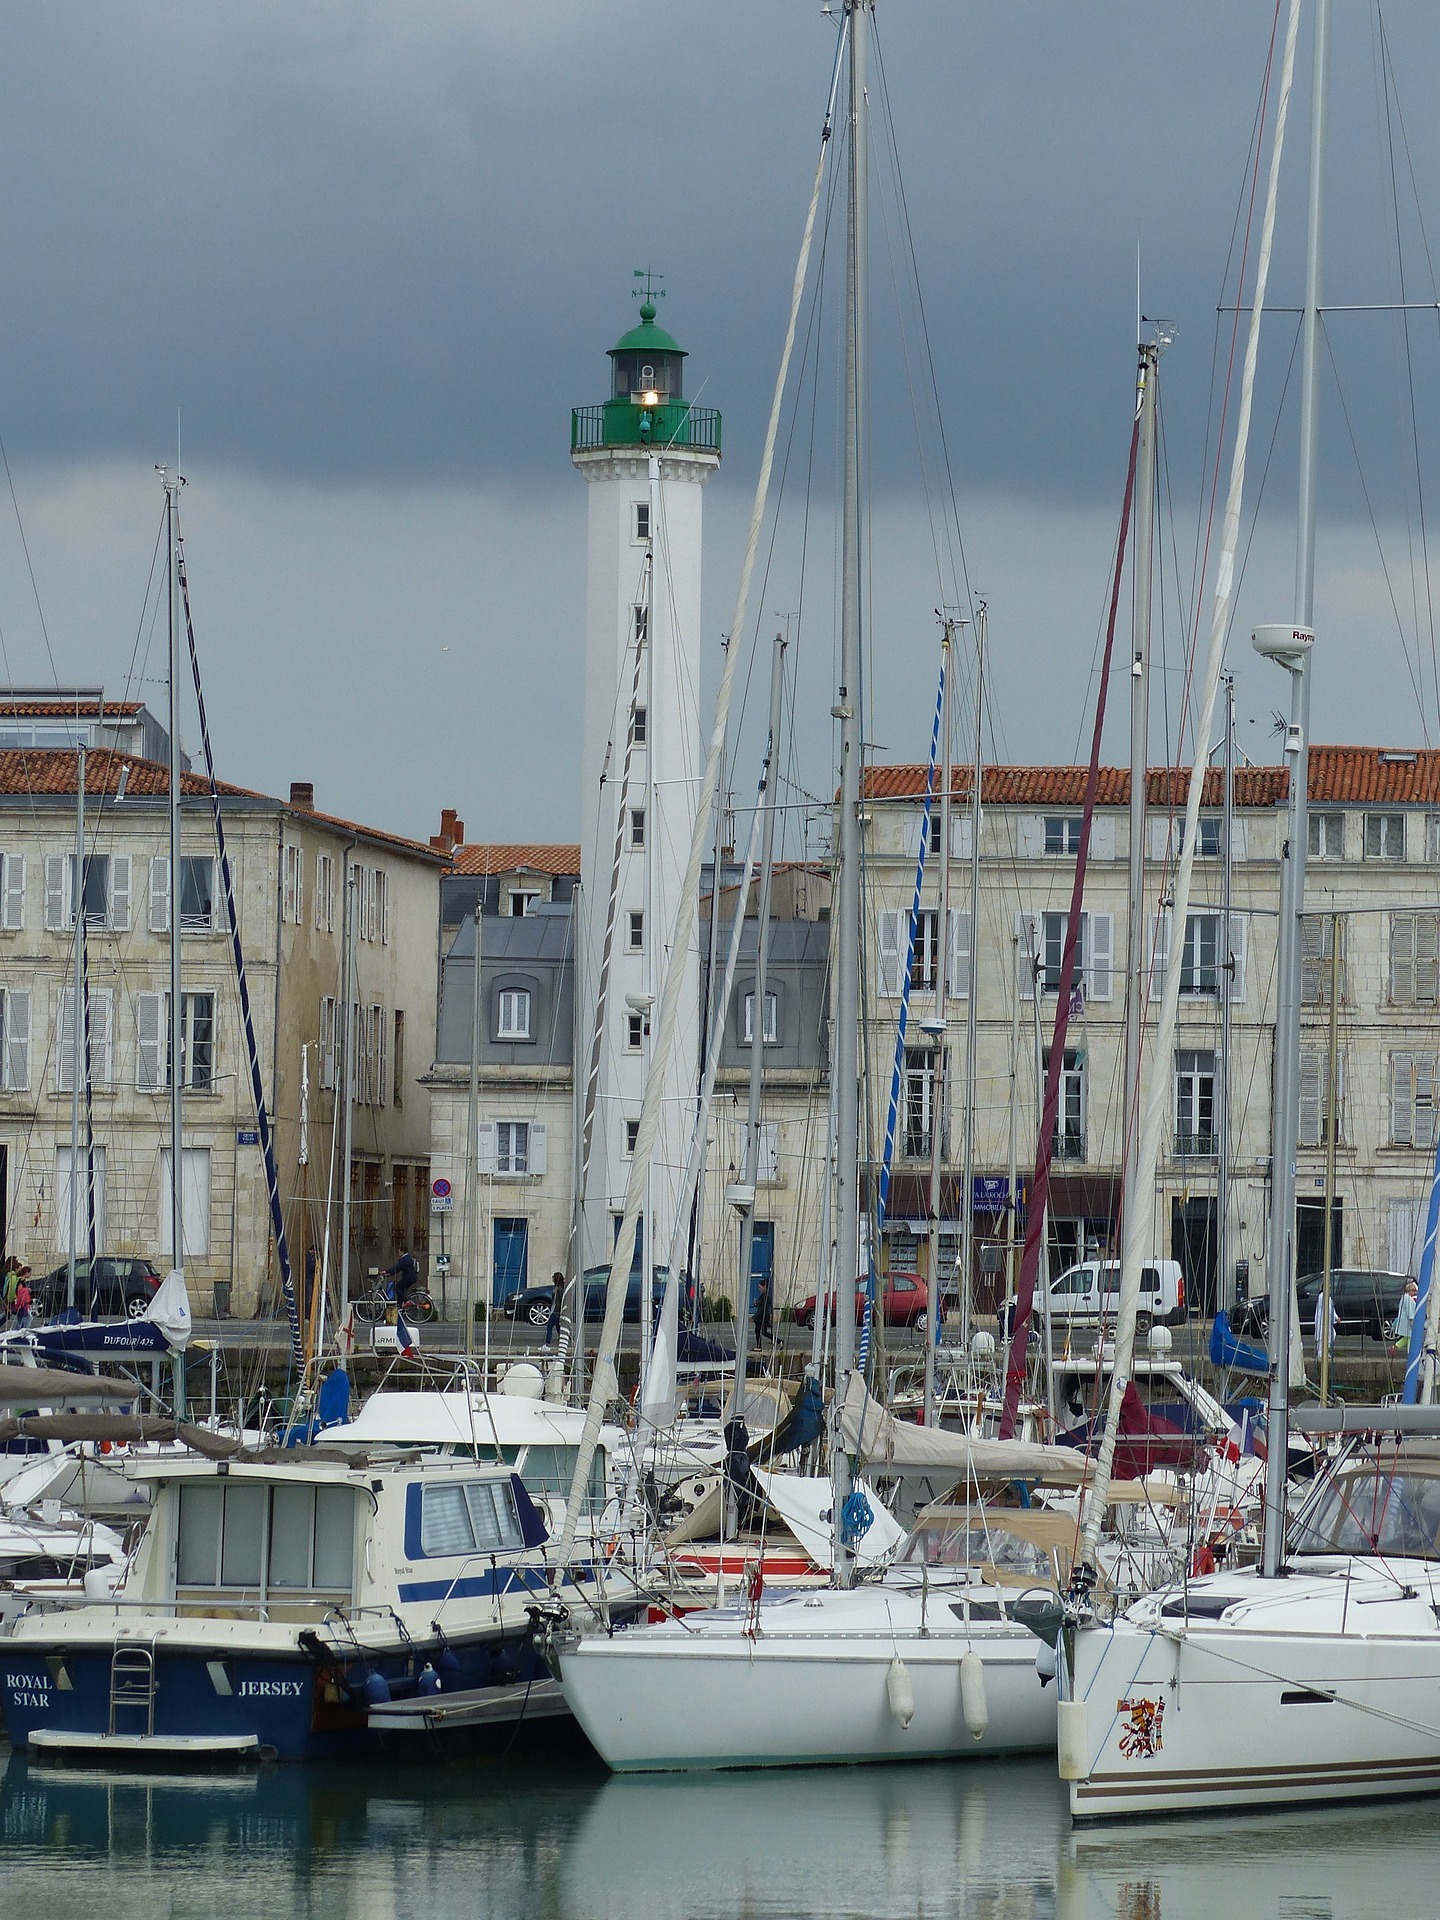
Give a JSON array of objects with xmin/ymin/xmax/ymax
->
[
  {"xmin": 145, "ymin": 1269, "xmax": 193, "ymax": 1350},
  {"xmin": 839, "ymin": 1375, "xmax": 1087, "ymax": 1484},
  {"xmin": 750, "ymin": 1465, "xmax": 905, "ymax": 1569}
]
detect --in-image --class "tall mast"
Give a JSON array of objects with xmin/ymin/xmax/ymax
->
[
  {"xmin": 923, "ymin": 621, "xmax": 953, "ymax": 1425},
  {"xmin": 1261, "ymin": 0, "xmax": 1329, "ymax": 1580},
  {"xmin": 732, "ymin": 633, "xmax": 786, "ymax": 1417},
  {"xmin": 338, "ymin": 859, "xmax": 357, "ymax": 1328},
  {"xmin": 67, "ymin": 740, "xmax": 85, "ymax": 1314},
  {"xmin": 958, "ymin": 605, "xmax": 985, "ymax": 1356},
  {"xmin": 1124, "ymin": 343, "xmax": 1158, "ymax": 1249},
  {"xmin": 832, "ymin": 0, "xmax": 869, "ymax": 1591},
  {"xmin": 164, "ymin": 469, "xmax": 186, "ymax": 1416},
  {"xmin": 1218, "ymin": 674, "xmax": 1235, "ymax": 1310},
  {"xmin": 464, "ymin": 893, "xmax": 483, "ymax": 1360}
]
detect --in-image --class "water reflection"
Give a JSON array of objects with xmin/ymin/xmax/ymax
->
[{"xmin": 0, "ymin": 1744, "xmax": 1434, "ymax": 1919}]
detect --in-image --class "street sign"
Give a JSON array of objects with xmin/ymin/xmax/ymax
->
[
  {"xmin": 431, "ymin": 1194, "xmax": 453, "ymax": 1213},
  {"xmin": 432, "ymin": 1177, "xmax": 452, "ymax": 1199},
  {"xmin": 236, "ymin": 1129, "xmax": 259, "ymax": 1146}
]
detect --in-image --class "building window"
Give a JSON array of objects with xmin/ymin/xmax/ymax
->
[
  {"xmin": 1428, "ymin": 815, "xmax": 1440, "ymax": 865},
  {"xmin": 0, "ymin": 851, "xmax": 24, "ymax": 931},
  {"xmin": 315, "ymin": 853, "xmax": 335, "ymax": 932},
  {"xmin": 1035, "ymin": 910, "xmax": 1113, "ymax": 1002},
  {"xmin": 508, "ymin": 890, "xmax": 539, "ymax": 918},
  {"xmin": 739, "ymin": 1119, "xmax": 780, "ymax": 1184},
  {"xmin": 630, "ymin": 808, "xmax": 646, "ymax": 849},
  {"xmin": 626, "ymin": 1011, "xmax": 644, "ymax": 1052},
  {"xmin": 319, "ymin": 996, "xmax": 337, "ymax": 1091},
  {"xmin": 1044, "ymin": 816, "xmax": 1082, "ymax": 855},
  {"xmin": 497, "ymin": 988, "xmax": 532, "ymax": 1040},
  {"xmin": 627, "ymin": 909, "xmax": 644, "ymax": 952},
  {"xmin": 1299, "ymin": 1048, "xmax": 1345, "ymax": 1149},
  {"xmin": 1390, "ymin": 912, "xmax": 1440, "ymax": 1006},
  {"xmin": 57, "ymin": 987, "xmax": 114, "ymax": 1091},
  {"xmin": 625, "ymin": 1118, "xmax": 640, "ymax": 1156},
  {"xmin": 179, "ymin": 856, "xmax": 216, "ymax": 931},
  {"xmin": 136, "ymin": 993, "xmax": 212, "ymax": 1093},
  {"xmin": 1391, "ymin": 1054, "xmax": 1438, "ymax": 1148},
  {"xmin": 0, "ymin": 986, "xmax": 31, "ymax": 1090},
  {"xmin": 1179, "ymin": 913, "xmax": 1221, "ymax": 995},
  {"xmin": 742, "ymin": 989, "xmax": 779, "ymax": 1044},
  {"xmin": 1310, "ymin": 812, "xmax": 1344, "ymax": 860},
  {"xmin": 1045, "ymin": 1047, "xmax": 1086, "ymax": 1160},
  {"xmin": 282, "ymin": 844, "xmax": 304, "ymax": 924},
  {"xmin": 55, "ymin": 1143, "xmax": 107, "ymax": 1254},
  {"xmin": 631, "ymin": 707, "xmax": 648, "ymax": 746},
  {"xmin": 49, "ymin": 852, "xmax": 129, "ymax": 931},
  {"xmin": 633, "ymin": 604, "xmax": 648, "ymax": 642},
  {"xmin": 634, "ymin": 502, "xmax": 651, "ymax": 542},
  {"xmin": 1302, "ymin": 916, "xmax": 1345, "ymax": 1004},
  {"xmin": 903, "ymin": 1046, "xmax": 942, "ymax": 1160},
  {"xmin": 392, "ymin": 1010, "xmax": 405, "ymax": 1109},
  {"xmin": 926, "ymin": 812, "xmax": 943, "ymax": 856},
  {"xmin": 496, "ymin": 1121, "xmax": 530, "ymax": 1176},
  {"xmin": 161, "ymin": 1146, "xmax": 212, "ymax": 1257},
  {"xmin": 1365, "ymin": 812, "xmax": 1405, "ymax": 861},
  {"xmin": 1174, "ymin": 1050, "xmax": 1218, "ymax": 1158}
]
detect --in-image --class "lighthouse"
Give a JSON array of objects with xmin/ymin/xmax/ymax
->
[{"xmin": 571, "ymin": 289, "xmax": 721, "ymax": 1285}]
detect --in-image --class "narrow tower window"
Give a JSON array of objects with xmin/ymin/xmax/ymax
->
[{"xmin": 634, "ymin": 503, "xmax": 650, "ymax": 542}]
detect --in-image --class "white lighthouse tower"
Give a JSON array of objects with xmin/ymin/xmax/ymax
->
[{"xmin": 571, "ymin": 288, "xmax": 721, "ymax": 1285}]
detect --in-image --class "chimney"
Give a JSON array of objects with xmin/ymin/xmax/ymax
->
[
  {"xmin": 430, "ymin": 806, "xmax": 465, "ymax": 856},
  {"xmin": 289, "ymin": 781, "xmax": 314, "ymax": 810}
]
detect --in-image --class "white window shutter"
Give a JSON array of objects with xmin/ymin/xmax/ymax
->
[
  {"xmin": 90, "ymin": 989, "xmax": 113, "ymax": 1084},
  {"xmin": 948, "ymin": 909, "xmax": 971, "ymax": 998},
  {"xmin": 149, "ymin": 855, "xmax": 170, "ymax": 933},
  {"xmin": 110, "ymin": 855, "xmax": 131, "ymax": 931},
  {"xmin": 530, "ymin": 1121, "xmax": 547, "ymax": 1176},
  {"xmin": 381, "ymin": 871, "xmax": 391, "ymax": 946},
  {"xmin": 1088, "ymin": 913, "xmax": 1114, "ymax": 1001},
  {"xmin": 1149, "ymin": 911, "xmax": 1170, "ymax": 1001},
  {"xmin": 1419, "ymin": 1058, "xmax": 1439, "ymax": 1150},
  {"xmin": 2, "ymin": 988, "xmax": 29, "ymax": 1090},
  {"xmin": 1230, "ymin": 819, "xmax": 1248, "ymax": 861},
  {"xmin": 1016, "ymin": 911, "xmax": 1040, "ymax": 999},
  {"xmin": 1016, "ymin": 815, "xmax": 1044, "ymax": 858},
  {"xmin": 1298, "ymin": 1049, "xmax": 1321, "ymax": 1147},
  {"xmin": 56, "ymin": 988, "xmax": 74, "ymax": 1093},
  {"xmin": 951, "ymin": 815, "xmax": 973, "ymax": 861},
  {"xmin": 45, "ymin": 855, "xmax": 66, "ymax": 931},
  {"xmin": 877, "ymin": 910, "xmax": 903, "ymax": 997},
  {"xmin": 1392, "ymin": 1055, "xmax": 1415, "ymax": 1146},
  {"xmin": 1090, "ymin": 816, "xmax": 1116, "ymax": 861},
  {"xmin": 1228, "ymin": 914, "xmax": 1248, "ymax": 1002},
  {"xmin": 1, "ymin": 854, "xmax": 22, "ymax": 931},
  {"xmin": 1418, "ymin": 913, "xmax": 1440, "ymax": 1005},
  {"xmin": 377, "ymin": 1006, "xmax": 387, "ymax": 1108},
  {"xmin": 136, "ymin": 992, "xmax": 164, "ymax": 1092},
  {"xmin": 319, "ymin": 997, "xmax": 336, "ymax": 1091},
  {"xmin": 476, "ymin": 1121, "xmax": 497, "ymax": 1174}
]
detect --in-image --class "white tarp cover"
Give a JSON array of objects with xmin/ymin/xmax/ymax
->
[
  {"xmin": 750, "ymin": 1466, "xmax": 905, "ymax": 1570},
  {"xmin": 145, "ymin": 1269, "xmax": 193, "ymax": 1351},
  {"xmin": 839, "ymin": 1375, "xmax": 1087, "ymax": 1484}
]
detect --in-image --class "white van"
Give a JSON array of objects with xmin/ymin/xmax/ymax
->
[{"xmin": 1046, "ymin": 1258, "xmax": 1185, "ymax": 1332}]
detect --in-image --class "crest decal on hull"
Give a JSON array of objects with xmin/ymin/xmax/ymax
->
[{"xmin": 1116, "ymin": 1694, "xmax": 1166, "ymax": 1759}]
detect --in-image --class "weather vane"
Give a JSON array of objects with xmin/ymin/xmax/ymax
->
[{"xmin": 633, "ymin": 267, "xmax": 665, "ymax": 304}]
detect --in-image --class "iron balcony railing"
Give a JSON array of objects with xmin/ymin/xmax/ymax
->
[
  {"xmin": 571, "ymin": 402, "xmax": 722, "ymax": 455},
  {"xmin": 1174, "ymin": 1131, "xmax": 1218, "ymax": 1159}
]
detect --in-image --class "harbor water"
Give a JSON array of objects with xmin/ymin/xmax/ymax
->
[{"xmin": 0, "ymin": 1742, "xmax": 1432, "ymax": 1919}]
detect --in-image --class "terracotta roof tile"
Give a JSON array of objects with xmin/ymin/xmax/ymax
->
[
  {"xmin": 0, "ymin": 698, "xmax": 145, "ymax": 718},
  {"xmin": 1306, "ymin": 745, "xmax": 1440, "ymax": 804},
  {"xmin": 861, "ymin": 764, "xmax": 1290, "ymax": 807},
  {"xmin": 451, "ymin": 843, "xmax": 582, "ymax": 877}
]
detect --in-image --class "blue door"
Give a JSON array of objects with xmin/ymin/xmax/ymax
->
[
  {"xmin": 492, "ymin": 1218, "xmax": 529, "ymax": 1305},
  {"xmin": 749, "ymin": 1222, "xmax": 775, "ymax": 1313}
]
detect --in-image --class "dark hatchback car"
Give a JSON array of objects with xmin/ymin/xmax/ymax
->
[
  {"xmin": 33, "ymin": 1256, "xmax": 163, "ymax": 1320},
  {"xmin": 502, "ymin": 1283, "xmax": 563, "ymax": 1329},
  {"xmin": 1234, "ymin": 1268, "xmax": 1410, "ymax": 1343}
]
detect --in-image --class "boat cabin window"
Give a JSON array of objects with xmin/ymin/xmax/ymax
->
[
  {"xmin": 1291, "ymin": 1465, "xmax": 1440, "ymax": 1560},
  {"xmin": 418, "ymin": 1480, "xmax": 525, "ymax": 1558},
  {"xmin": 177, "ymin": 1480, "xmax": 356, "ymax": 1596},
  {"xmin": 512, "ymin": 1444, "xmax": 607, "ymax": 1513},
  {"xmin": 901, "ymin": 1520, "xmax": 1054, "ymax": 1581}
]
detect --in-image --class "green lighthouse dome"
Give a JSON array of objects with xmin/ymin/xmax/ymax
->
[{"xmin": 571, "ymin": 293, "xmax": 721, "ymax": 457}]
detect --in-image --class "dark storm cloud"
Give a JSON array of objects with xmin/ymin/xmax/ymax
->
[{"xmin": 4, "ymin": 2, "xmax": 1438, "ymax": 509}]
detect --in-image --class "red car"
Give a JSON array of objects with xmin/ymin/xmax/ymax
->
[{"xmin": 791, "ymin": 1272, "xmax": 928, "ymax": 1331}]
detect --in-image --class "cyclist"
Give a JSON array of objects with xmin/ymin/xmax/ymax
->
[{"xmin": 383, "ymin": 1246, "xmax": 422, "ymax": 1357}]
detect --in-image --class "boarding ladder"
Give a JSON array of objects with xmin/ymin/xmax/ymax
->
[{"xmin": 109, "ymin": 1637, "xmax": 158, "ymax": 1737}]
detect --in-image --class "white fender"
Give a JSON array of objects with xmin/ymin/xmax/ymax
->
[
  {"xmin": 960, "ymin": 1648, "xmax": 988, "ymax": 1740},
  {"xmin": 1057, "ymin": 1698, "xmax": 1089, "ymax": 1780},
  {"xmin": 1035, "ymin": 1640, "xmax": 1058, "ymax": 1686},
  {"xmin": 886, "ymin": 1656, "xmax": 915, "ymax": 1729}
]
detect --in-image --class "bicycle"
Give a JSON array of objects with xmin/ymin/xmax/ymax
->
[{"xmin": 352, "ymin": 1279, "xmax": 438, "ymax": 1326}]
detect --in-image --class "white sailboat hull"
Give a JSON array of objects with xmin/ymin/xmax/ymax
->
[
  {"xmin": 559, "ymin": 1585, "xmax": 1056, "ymax": 1771},
  {"xmin": 1067, "ymin": 1562, "xmax": 1440, "ymax": 1819}
]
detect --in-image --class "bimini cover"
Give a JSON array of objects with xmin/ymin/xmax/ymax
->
[
  {"xmin": 839, "ymin": 1374, "xmax": 1088, "ymax": 1485},
  {"xmin": 145, "ymin": 1269, "xmax": 193, "ymax": 1350}
]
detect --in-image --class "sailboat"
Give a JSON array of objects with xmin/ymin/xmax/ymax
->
[{"xmin": 1057, "ymin": 0, "xmax": 1440, "ymax": 1820}]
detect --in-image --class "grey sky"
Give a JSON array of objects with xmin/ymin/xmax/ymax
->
[{"xmin": 1, "ymin": 3, "xmax": 1439, "ymax": 844}]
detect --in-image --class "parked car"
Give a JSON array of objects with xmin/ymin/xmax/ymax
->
[
  {"xmin": 33, "ymin": 1256, "xmax": 163, "ymax": 1321},
  {"xmin": 791, "ymin": 1272, "xmax": 929, "ymax": 1331},
  {"xmin": 1237, "ymin": 1269, "xmax": 1410, "ymax": 1343},
  {"xmin": 1044, "ymin": 1258, "xmax": 1185, "ymax": 1333},
  {"xmin": 501, "ymin": 1283, "xmax": 563, "ymax": 1329},
  {"xmin": 580, "ymin": 1266, "xmax": 672, "ymax": 1323}
]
